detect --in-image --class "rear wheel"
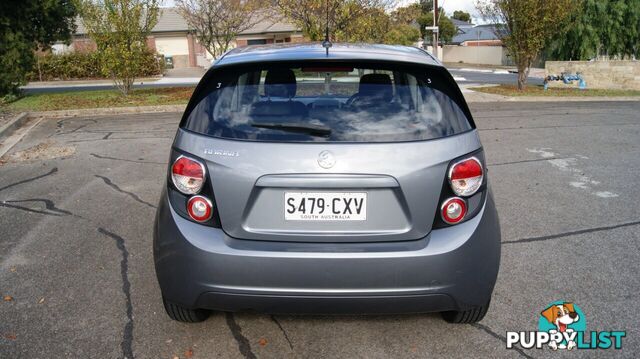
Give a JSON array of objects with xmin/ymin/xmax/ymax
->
[
  {"xmin": 441, "ymin": 301, "xmax": 490, "ymax": 324},
  {"xmin": 162, "ymin": 297, "xmax": 210, "ymax": 323}
]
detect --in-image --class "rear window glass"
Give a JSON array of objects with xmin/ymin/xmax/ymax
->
[{"xmin": 183, "ymin": 62, "xmax": 472, "ymax": 142}]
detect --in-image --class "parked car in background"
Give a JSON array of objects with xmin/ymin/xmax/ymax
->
[{"xmin": 154, "ymin": 43, "xmax": 501, "ymax": 323}]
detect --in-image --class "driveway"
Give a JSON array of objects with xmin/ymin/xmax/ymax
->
[{"xmin": 1, "ymin": 101, "xmax": 639, "ymax": 358}]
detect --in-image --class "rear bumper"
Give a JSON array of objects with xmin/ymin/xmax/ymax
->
[{"xmin": 153, "ymin": 189, "xmax": 501, "ymax": 314}]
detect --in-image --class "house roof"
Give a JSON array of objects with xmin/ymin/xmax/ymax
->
[
  {"xmin": 75, "ymin": 8, "xmax": 299, "ymax": 36},
  {"xmin": 153, "ymin": 8, "xmax": 190, "ymax": 32},
  {"xmin": 451, "ymin": 24, "xmax": 501, "ymax": 44},
  {"xmin": 241, "ymin": 15, "xmax": 298, "ymax": 35},
  {"xmin": 450, "ymin": 18, "xmax": 474, "ymax": 27}
]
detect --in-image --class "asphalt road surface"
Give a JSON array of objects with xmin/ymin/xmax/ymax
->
[{"xmin": 1, "ymin": 101, "xmax": 639, "ymax": 358}]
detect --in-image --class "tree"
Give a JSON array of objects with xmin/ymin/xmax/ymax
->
[
  {"xmin": 176, "ymin": 0, "xmax": 267, "ymax": 60},
  {"xmin": 385, "ymin": 3, "xmax": 423, "ymax": 45},
  {"xmin": 476, "ymin": 0, "xmax": 579, "ymax": 90},
  {"xmin": 0, "ymin": 0, "xmax": 77, "ymax": 96},
  {"xmin": 276, "ymin": 0, "xmax": 395, "ymax": 41},
  {"xmin": 77, "ymin": 0, "xmax": 159, "ymax": 95},
  {"xmin": 602, "ymin": 0, "xmax": 639, "ymax": 59},
  {"xmin": 393, "ymin": 3, "xmax": 456, "ymax": 45},
  {"xmin": 452, "ymin": 10, "xmax": 471, "ymax": 23},
  {"xmin": 344, "ymin": 6, "xmax": 391, "ymax": 43},
  {"xmin": 417, "ymin": 12, "xmax": 457, "ymax": 44},
  {"xmin": 620, "ymin": 0, "xmax": 640, "ymax": 59},
  {"xmin": 436, "ymin": 16, "xmax": 456, "ymax": 44},
  {"xmin": 384, "ymin": 24, "xmax": 421, "ymax": 45},
  {"xmin": 391, "ymin": 3, "xmax": 422, "ymax": 24},
  {"xmin": 418, "ymin": 0, "xmax": 434, "ymax": 14},
  {"xmin": 546, "ymin": 0, "xmax": 640, "ymax": 61}
]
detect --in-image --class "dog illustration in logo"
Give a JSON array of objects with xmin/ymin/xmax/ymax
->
[{"xmin": 541, "ymin": 302, "xmax": 580, "ymax": 350}]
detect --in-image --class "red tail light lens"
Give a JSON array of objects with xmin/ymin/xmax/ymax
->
[
  {"xmin": 187, "ymin": 195, "xmax": 213, "ymax": 222},
  {"xmin": 448, "ymin": 157, "xmax": 483, "ymax": 196},
  {"xmin": 441, "ymin": 197, "xmax": 466, "ymax": 224},
  {"xmin": 171, "ymin": 156, "xmax": 205, "ymax": 194}
]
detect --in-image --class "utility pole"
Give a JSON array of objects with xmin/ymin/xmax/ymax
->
[
  {"xmin": 433, "ymin": 0, "xmax": 439, "ymax": 58},
  {"xmin": 434, "ymin": 0, "xmax": 439, "ymax": 47},
  {"xmin": 425, "ymin": 1, "xmax": 440, "ymax": 56}
]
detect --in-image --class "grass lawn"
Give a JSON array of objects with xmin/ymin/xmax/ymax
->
[
  {"xmin": 470, "ymin": 84, "xmax": 640, "ymax": 97},
  {"xmin": 3, "ymin": 87, "xmax": 194, "ymax": 112}
]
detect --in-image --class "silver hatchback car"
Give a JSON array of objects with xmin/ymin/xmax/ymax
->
[{"xmin": 154, "ymin": 43, "xmax": 500, "ymax": 323}]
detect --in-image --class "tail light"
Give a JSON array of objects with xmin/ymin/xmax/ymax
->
[
  {"xmin": 172, "ymin": 155, "xmax": 205, "ymax": 194},
  {"xmin": 440, "ymin": 197, "xmax": 467, "ymax": 224},
  {"xmin": 167, "ymin": 151, "xmax": 220, "ymax": 228},
  {"xmin": 187, "ymin": 195, "xmax": 213, "ymax": 222},
  {"xmin": 448, "ymin": 157, "xmax": 483, "ymax": 197},
  {"xmin": 433, "ymin": 153, "xmax": 486, "ymax": 229}
]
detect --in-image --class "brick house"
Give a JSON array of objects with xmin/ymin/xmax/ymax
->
[{"xmin": 64, "ymin": 8, "xmax": 304, "ymax": 68}]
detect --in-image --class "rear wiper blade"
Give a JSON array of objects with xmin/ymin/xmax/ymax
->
[{"xmin": 250, "ymin": 122, "xmax": 332, "ymax": 137}]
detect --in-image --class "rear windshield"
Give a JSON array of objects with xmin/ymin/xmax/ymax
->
[{"xmin": 183, "ymin": 62, "xmax": 472, "ymax": 142}]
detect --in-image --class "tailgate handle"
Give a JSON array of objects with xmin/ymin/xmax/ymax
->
[{"xmin": 255, "ymin": 174, "xmax": 399, "ymax": 188}]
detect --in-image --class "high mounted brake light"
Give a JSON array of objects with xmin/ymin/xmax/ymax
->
[
  {"xmin": 448, "ymin": 157, "xmax": 483, "ymax": 197},
  {"xmin": 171, "ymin": 155, "xmax": 206, "ymax": 195}
]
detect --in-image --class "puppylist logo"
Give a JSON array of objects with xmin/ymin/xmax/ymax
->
[{"xmin": 506, "ymin": 301, "xmax": 626, "ymax": 351}]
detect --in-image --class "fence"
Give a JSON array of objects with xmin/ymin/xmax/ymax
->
[
  {"xmin": 442, "ymin": 46, "xmax": 512, "ymax": 66},
  {"xmin": 545, "ymin": 61, "xmax": 640, "ymax": 90}
]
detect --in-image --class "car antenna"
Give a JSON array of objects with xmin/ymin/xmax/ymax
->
[{"xmin": 321, "ymin": 0, "xmax": 332, "ymax": 56}]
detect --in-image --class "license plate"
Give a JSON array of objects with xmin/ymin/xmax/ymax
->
[{"xmin": 284, "ymin": 192, "xmax": 367, "ymax": 221}]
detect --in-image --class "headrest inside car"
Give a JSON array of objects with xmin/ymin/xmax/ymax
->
[
  {"xmin": 358, "ymin": 73, "xmax": 393, "ymax": 101},
  {"xmin": 265, "ymin": 69, "xmax": 297, "ymax": 98}
]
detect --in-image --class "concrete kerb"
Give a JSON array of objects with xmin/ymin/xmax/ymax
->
[
  {"xmin": 0, "ymin": 112, "xmax": 29, "ymax": 139},
  {"xmin": 0, "ymin": 114, "xmax": 45, "ymax": 159},
  {"xmin": 27, "ymin": 104, "xmax": 187, "ymax": 119}
]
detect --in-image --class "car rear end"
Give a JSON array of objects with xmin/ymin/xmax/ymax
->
[{"xmin": 154, "ymin": 47, "xmax": 500, "ymax": 320}]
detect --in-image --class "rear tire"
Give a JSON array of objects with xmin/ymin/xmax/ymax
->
[
  {"xmin": 162, "ymin": 297, "xmax": 210, "ymax": 323},
  {"xmin": 441, "ymin": 301, "xmax": 490, "ymax": 324}
]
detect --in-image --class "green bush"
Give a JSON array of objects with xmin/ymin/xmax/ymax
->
[
  {"xmin": 29, "ymin": 52, "xmax": 100, "ymax": 80},
  {"xmin": 28, "ymin": 50, "xmax": 164, "ymax": 81}
]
